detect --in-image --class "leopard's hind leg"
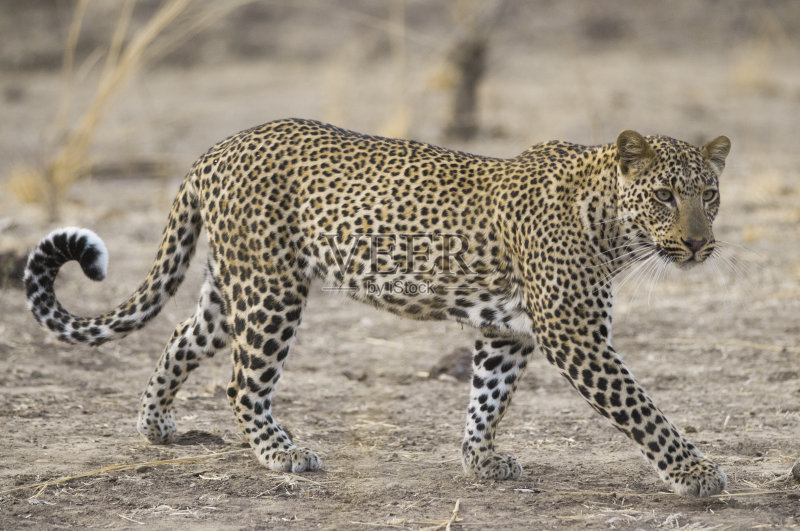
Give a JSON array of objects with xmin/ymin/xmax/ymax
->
[
  {"xmin": 222, "ymin": 267, "xmax": 321, "ymax": 473},
  {"xmin": 137, "ymin": 267, "xmax": 230, "ymax": 443},
  {"xmin": 462, "ymin": 331, "xmax": 537, "ymax": 480}
]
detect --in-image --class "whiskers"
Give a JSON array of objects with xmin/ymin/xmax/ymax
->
[
  {"xmin": 589, "ymin": 240, "xmax": 668, "ymax": 302},
  {"xmin": 705, "ymin": 240, "xmax": 759, "ymax": 294},
  {"xmin": 588, "ymin": 238, "xmax": 758, "ymax": 307}
]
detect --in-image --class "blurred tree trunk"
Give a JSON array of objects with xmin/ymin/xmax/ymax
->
[
  {"xmin": 444, "ymin": 35, "xmax": 487, "ymax": 141},
  {"xmin": 444, "ymin": 0, "xmax": 507, "ymax": 141}
]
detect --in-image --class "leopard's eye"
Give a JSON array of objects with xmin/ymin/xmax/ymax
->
[
  {"xmin": 654, "ymin": 189, "xmax": 673, "ymax": 203},
  {"xmin": 702, "ymin": 189, "xmax": 718, "ymax": 202}
]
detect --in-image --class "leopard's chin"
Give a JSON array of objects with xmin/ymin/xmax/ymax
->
[
  {"xmin": 673, "ymin": 253, "xmax": 711, "ymax": 270},
  {"xmin": 675, "ymin": 260, "xmax": 702, "ymax": 270}
]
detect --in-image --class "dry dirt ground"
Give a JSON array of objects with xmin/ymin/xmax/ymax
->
[{"xmin": 1, "ymin": 1, "xmax": 800, "ymax": 529}]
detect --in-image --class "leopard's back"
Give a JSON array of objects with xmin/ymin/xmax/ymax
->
[{"xmin": 191, "ymin": 119, "xmax": 530, "ymax": 329}]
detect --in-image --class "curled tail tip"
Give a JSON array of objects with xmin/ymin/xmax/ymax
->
[
  {"xmin": 25, "ymin": 227, "xmax": 111, "ymax": 343},
  {"xmin": 45, "ymin": 227, "xmax": 109, "ymax": 281}
]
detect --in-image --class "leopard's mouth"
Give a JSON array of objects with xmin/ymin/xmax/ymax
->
[{"xmin": 655, "ymin": 242, "xmax": 714, "ymax": 269}]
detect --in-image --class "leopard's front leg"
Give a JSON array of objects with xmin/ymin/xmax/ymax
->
[
  {"xmin": 462, "ymin": 331, "xmax": 537, "ymax": 480},
  {"xmin": 539, "ymin": 327, "xmax": 727, "ymax": 496}
]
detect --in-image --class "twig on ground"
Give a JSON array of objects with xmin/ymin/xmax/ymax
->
[
  {"xmin": 118, "ymin": 513, "xmax": 146, "ymax": 525},
  {"xmin": 1, "ymin": 448, "xmax": 249, "ymax": 497},
  {"xmin": 445, "ymin": 498, "xmax": 461, "ymax": 531},
  {"xmin": 421, "ymin": 498, "xmax": 462, "ymax": 531}
]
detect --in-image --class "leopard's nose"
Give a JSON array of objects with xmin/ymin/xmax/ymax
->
[{"xmin": 682, "ymin": 237, "xmax": 708, "ymax": 254}]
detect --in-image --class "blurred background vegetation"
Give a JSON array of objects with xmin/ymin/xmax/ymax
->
[{"xmin": 0, "ymin": 0, "xmax": 798, "ymax": 224}]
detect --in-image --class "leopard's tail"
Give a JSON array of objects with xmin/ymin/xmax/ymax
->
[{"xmin": 24, "ymin": 180, "xmax": 202, "ymax": 346}]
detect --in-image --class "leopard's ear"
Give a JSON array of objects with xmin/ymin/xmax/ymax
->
[
  {"xmin": 702, "ymin": 135, "xmax": 731, "ymax": 175},
  {"xmin": 616, "ymin": 130, "xmax": 655, "ymax": 179}
]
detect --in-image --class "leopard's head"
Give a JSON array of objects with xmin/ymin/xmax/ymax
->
[{"xmin": 614, "ymin": 130, "xmax": 731, "ymax": 268}]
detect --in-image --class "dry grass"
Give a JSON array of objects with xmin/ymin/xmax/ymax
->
[
  {"xmin": 2, "ymin": 447, "xmax": 337, "ymax": 502},
  {"xmin": 351, "ymin": 498, "xmax": 462, "ymax": 530},
  {"xmin": 422, "ymin": 498, "xmax": 461, "ymax": 531},
  {"xmin": 6, "ymin": 0, "xmax": 255, "ymax": 221},
  {"xmin": 8, "ymin": 0, "xmax": 193, "ymax": 219},
  {"xmin": 53, "ymin": 0, "xmax": 90, "ymax": 141},
  {"xmin": 6, "ymin": 0, "xmax": 494, "ymax": 216},
  {"xmin": 0, "ymin": 448, "xmax": 250, "ymax": 498}
]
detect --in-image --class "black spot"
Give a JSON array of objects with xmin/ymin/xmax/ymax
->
[
  {"xmin": 611, "ymin": 410, "xmax": 629, "ymax": 425},
  {"xmin": 581, "ymin": 369, "xmax": 594, "ymax": 388},
  {"xmin": 262, "ymin": 339, "xmax": 279, "ymax": 356},
  {"xmin": 447, "ymin": 307, "xmax": 468, "ymax": 319},
  {"xmin": 483, "ymin": 355, "xmax": 503, "ymax": 371},
  {"xmin": 594, "ymin": 392, "xmax": 606, "ymax": 408},
  {"xmin": 609, "ymin": 392, "xmax": 621, "ymax": 407},
  {"xmin": 260, "ymin": 367, "xmax": 277, "ymax": 383},
  {"xmin": 473, "ymin": 350, "xmax": 488, "ymax": 364},
  {"xmin": 276, "ymin": 347, "xmax": 289, "ymax": 362}
]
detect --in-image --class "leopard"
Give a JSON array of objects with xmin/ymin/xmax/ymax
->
[{"xmin": 24, "ymin": 118, "xmax": 731, "ymax": 496}]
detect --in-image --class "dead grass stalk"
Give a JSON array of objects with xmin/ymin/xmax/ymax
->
[
  {"xmin": 9, "ymin": 0, "xmax": 192, "ymax": 219},
  {"xmin": 0, "ymin": 448, "xmax": 249, "ymax": 498}
]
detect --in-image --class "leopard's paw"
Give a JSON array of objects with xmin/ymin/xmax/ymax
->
[
  {"xmin": 137, "ymin": 409, "xmax": 177, "ymax": 444},
  {"xmin": 468, "ymin": 454, "xmax": 523, "ymax": 480},
  {"xmin": 261, "ymin": 447, "xmax": 323, "ymax": 473},
  {"xmin": 666, "ymin": 458, "xmax": 727, "ymax": 497}
]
